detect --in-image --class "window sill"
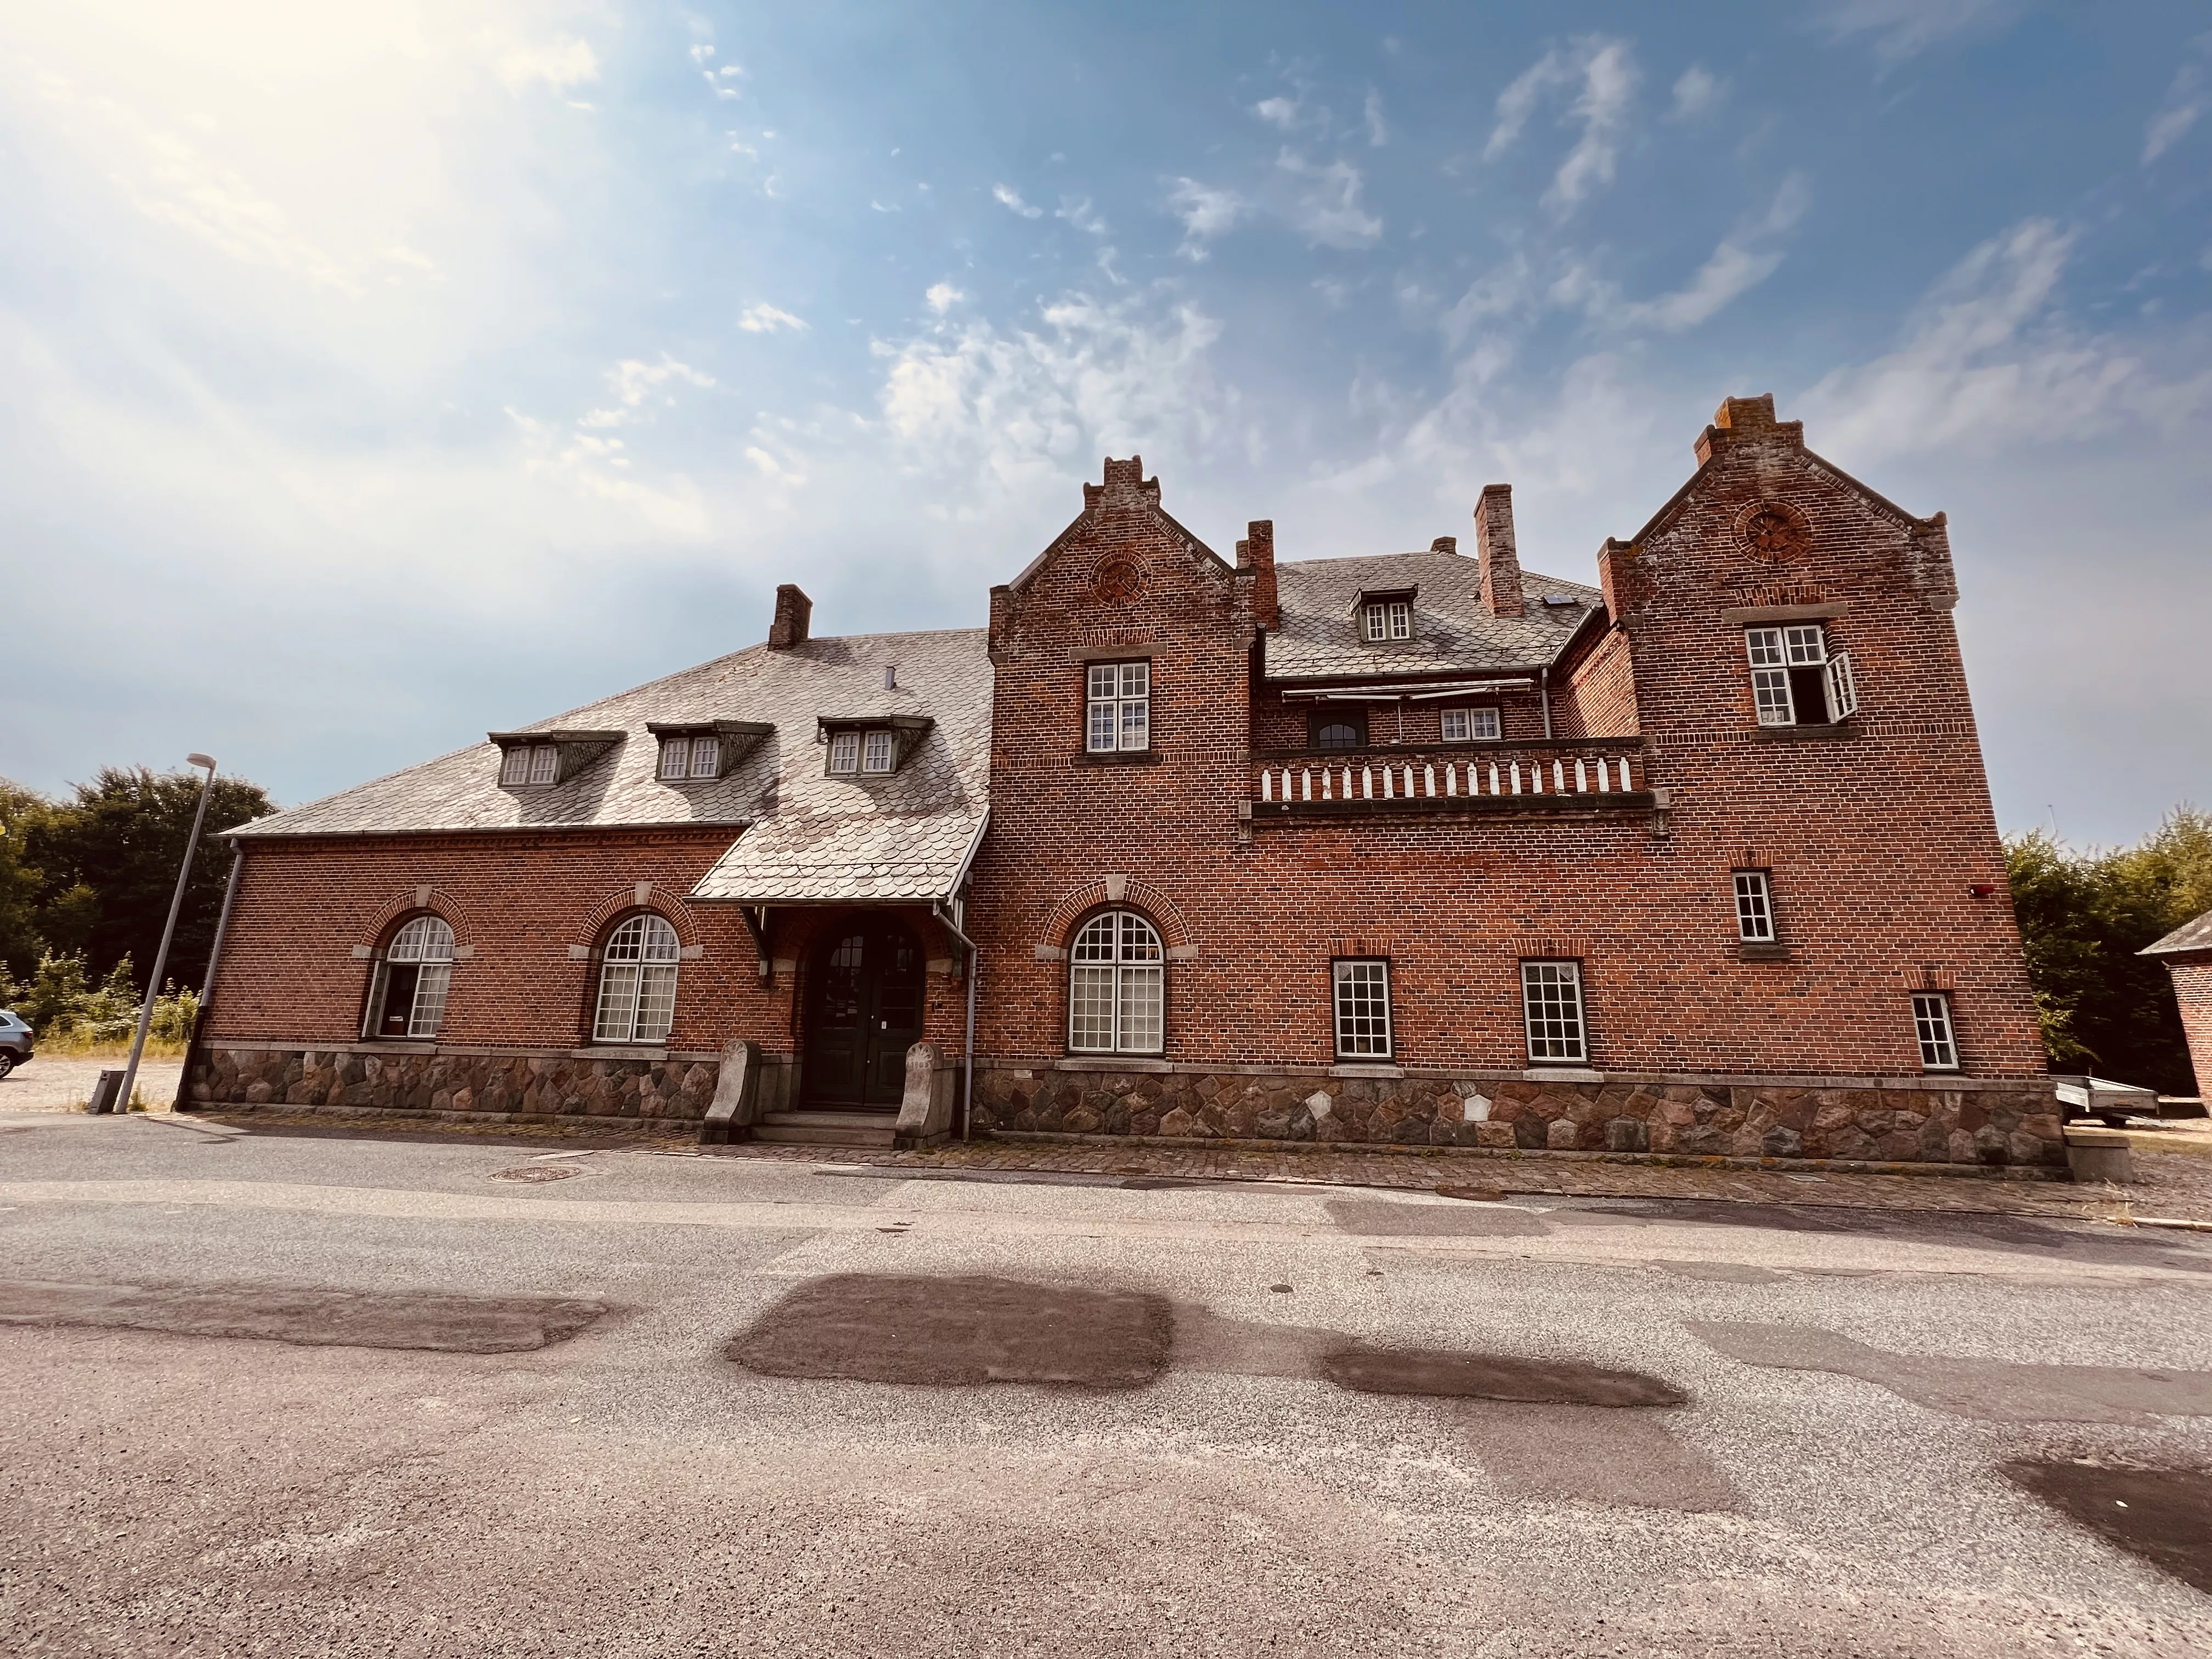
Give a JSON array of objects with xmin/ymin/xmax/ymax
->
[
  {"xmin": 1075, "ymin": 751, "xmax": 1161, "ymax": 766},
  {"xmin": 1522, "ymin": 1065, "xmax": 1604, "ymax": 1082},
  {"xmin": 1054, "ymin": 1056, "xmax": 1173, "ymax": 1072},
  {"xmin": 1737, "ymin": 942, "xmax": 1793, "ymax": 961},
  {"xmin": 571, "ymin": 1046, "xmax": 670, "ymax": 1061},
  {"xmin": 1753, "ymin": 724, "xmax": 1859, "ymax": 742},
  {"xmin": 357, "ymin": 1039, "xmax": 438, "ymax": 1052},
  {"xmin": 1330, "ymin": 1062, "xmax": 1403, "ymax": 1078}
]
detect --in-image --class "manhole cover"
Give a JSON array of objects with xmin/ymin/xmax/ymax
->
[{"xmin": 490, "ymin": 1165, "xmax": 582, "ymax": 1183}]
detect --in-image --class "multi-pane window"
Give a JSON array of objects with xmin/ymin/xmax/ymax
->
[
  {"xmin": 827, "ymin": 728, "xmax": 899, "ymax": 776},
  {"xmin": 1086, "ymin": 662, "xmax": 1151, "ymax": 753},
  {"xmin": 1312, "ymin": 712, "xmax": 1366, "ymax": 750},
  {"xmin": 365, "ymin": 915, "xmax": 454, "ymax": 1040},
  {"xmin": 1734, "ymin": 871, "xmax": 1776, "ymax": 942},
  {"xmin": 1333, "ymin": 960, "xmax": 1393, "ymax": 1059},
  {"xmin": 499, "ymin": 744, "xmax": 558, "ymax": 787},
  {"xmin": 1068, "ymin": 910, "xmax": 1165, "ymax": 1053},
  {"xmin": 862, "ymin": 730, "xmax": 896, "ymax": 774},
  {"xmin": 1745, "ymin": 625, "xmax": 1858, "ymax": 727},
  {"xmin": 1521, "ymin": 960, "xmax": 1587, "ymax": 1063},
  {"xmin": 594, "ymin": 913, "xmax": 681, "ymax": 1044},
  {"xmin": 1363, "ymin": 600, "xmax": 1413, "ymax": 642},
  {"xmin": 1912, "ymin": 993, "xmax": 1959, "ymax": 1071},
  {"xmin": 658, "ymin": 735, "xmax": 720, "ymax": 781},
  {"xmin": 828, "ymin": 731, "xmax": 861, "ymax": 774},
  {"xmin": 1441, "ymin": 707, "xmax": 1500, "ymax": 742}
]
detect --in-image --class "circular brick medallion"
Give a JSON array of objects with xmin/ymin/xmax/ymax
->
[
  {"xmin": 1091, "ymin": 558, "xmax": 1144, "ymax": 602},
  {"xmin": 1737, "ymin": 500, "xmax": 1812, "ymax": 564}
]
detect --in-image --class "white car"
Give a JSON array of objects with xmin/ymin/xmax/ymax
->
[{"xmin": 0, "ymin": 1008, "xmax": 32, "ymax": 1079}]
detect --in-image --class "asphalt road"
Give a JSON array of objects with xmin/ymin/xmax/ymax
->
[{"xmin": 2, "ymin": 1111, "xmax": 2210, "ymax": 1657}]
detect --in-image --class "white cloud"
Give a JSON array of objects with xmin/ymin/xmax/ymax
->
[
  {"xmin": 1671, "ymin": 65, "xmax": 1723, "ymax": 119},
  {"xmin": 2142, "ymin": 40, "xmax": 2209, "ymax": 165},
  {"xmin": 924, "ymin": 281, "xmax": 965, "ymax": 314},
  {"xmin": 1617, "ymin": 173, "xmax": 1808, "ymax": 331},
  {"xmin": 1799, "ymin": 219, "xmax": 2212, "ymax": 461},
  {"xmin": 575, "ymin": 355, "xmax": 716, "ymax": 428},
  {"xmin": 495, "ymin": 36, "xmax": 599, "ymax": 94},
  {"xmin": 1057, "ymin": 196, "xmax": 1108, "ymax": 236},
  {"xmin": 1276, "ymin": 152, "xmax": 1383, "ymax": 249},
  {"xmin": 1363, "ymin": 89, "xmax": 1389, "ymax": 146},
  {"xmin": 1815, "ymin": 0, "xmax": 2024, "ymax": 65},
  {"xmin": 1483, "ymin": 38, "xmax": 1639, "ymax": 215},
  {"xmin": 992, "ymin": 183, "xmax": 1042, "ymax": 218},
  {"xmin": 1252, "ymin": 97, "xmax": 1300, "ymax": 130},
  {"xmin": 737, "ymin": 302, "xmax": 808, "ymax": 334},
  {"xmin": 1166, "ymin": 177, "xmax": 1246, "ymax": 260}
]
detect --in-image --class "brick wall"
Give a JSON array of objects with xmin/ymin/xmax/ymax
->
[
  {"xmin": 2168, "ymin": 955, "xmax": 2212, "ymax": 1098},
  {"xmin": 1556, "ymin": 623, "xmax": 1639, "ymax": 739}
]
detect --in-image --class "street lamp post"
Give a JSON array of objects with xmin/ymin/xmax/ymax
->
[{"xmin": 112, "ymin": 755, "xmax": 217, "ymax": 1116}]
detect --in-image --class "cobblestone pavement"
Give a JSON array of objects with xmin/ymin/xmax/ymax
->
[{"xmin": 173, "ymin": 1106, "xmax": 2212, "ymax": 1225}]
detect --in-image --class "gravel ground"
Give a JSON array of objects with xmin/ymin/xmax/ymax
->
[
  {"xmin": 0, "ymin": 1056, "xmax": 184, "ymax": 1113},
  {"xmin": 1, "ymin": 1110, "xmax": 2208, "ymax": 1656}
]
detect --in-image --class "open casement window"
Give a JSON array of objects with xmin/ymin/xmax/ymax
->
[
  {"xmin": 1912, "ymin": 993, "xmax": 1959, "ymax": 1071},
  {"xmin": 1333, "ymin": 960, "xmax": 1393, "ymax": 1059},
  {"xmin": 658, "ymin": 735, "xmax": 721, "ymax": 781},
  {"xmin": 1734, "ymin": 871, "xmax": 1776, "ymax": 942},
  {"xmin": 1521, "ymin": 960, "xmax": 1587, "ymax": 1064},
  {"xmin": 1746, "ymin": 625, "xmax": 1855, "ymax": 727},
  {"xmin": 1067, "ymin": 910, "xmax": 1165, "ymax": 1054},
  {"xmin": 499, "ymin": 744, "xmax": 558, "ymax": 787},
  {"xmin": 1086, "ymin": 662, "xmax": 1150, "ymax": 753},
  {"xmin": 363, "ymin": 915, "xmax": 455, "ymax": 1040},
  {"xmin": 1440, "ymin": 707, "xmax": 1500, "ymax": 743},
  {"xmin": 1362, "ymin": 600, "xmax": 1413, "ymax": 643},
  {"xmin": 594, "ymin": 914, "xmax": 681, "ymax": 1044}
]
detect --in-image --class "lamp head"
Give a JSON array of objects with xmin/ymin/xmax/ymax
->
[{"xmin": 187, "ymin": 753, "xmax": 216, "ymax": 771}]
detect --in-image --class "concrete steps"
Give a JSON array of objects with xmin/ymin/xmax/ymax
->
[{"xmin": 751, "ymin": 1110, "xmax": 899, "ymax": 1149}]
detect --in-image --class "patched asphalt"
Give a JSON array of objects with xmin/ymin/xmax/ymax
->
[{"xmin": 3, "ymin": 1109, "xmax": 2212, "ymax": 1656}]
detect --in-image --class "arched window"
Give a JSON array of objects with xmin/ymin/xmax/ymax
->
[
  {"xmin": 1068, "ymin": 910, "xmax": 1165, "ymax": 1055},
  {"xmin": 1312, "ymin": 711, "xmax": 1365, "ymax": 750},
  {"xmin": 365, "ymin": 914, "xmax": 455, "ymax": 1040},
  {"xmin": 594, "ymin": 913, "xmax": 681, "ymax": 1043}
]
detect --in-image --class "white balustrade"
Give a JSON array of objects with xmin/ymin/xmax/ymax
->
[{"xmin": 1259, "ymin": 750, "xmax": 1641, "ymax": 809}]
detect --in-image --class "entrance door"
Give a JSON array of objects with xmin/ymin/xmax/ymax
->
[{"xmin": 803, "ymin": 921, "xmax": 924, "ymax": 1108}]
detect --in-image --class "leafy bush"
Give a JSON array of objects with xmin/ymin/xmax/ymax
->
[{"xmin": 0, "ymin": 950, "xmax": 199, "ymax": 1054}]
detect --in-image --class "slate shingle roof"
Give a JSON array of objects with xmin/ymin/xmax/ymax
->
[
  {"xmin": 1264, "ymin": 550, "xmax": 1601, "ymax": 682},
  {"xmin": 232, "ymin": 628, "xmax": 992, "ymax": 907},
  {"xmin": 2143, "ymin": 909, "xmax": 2212, "ymax": 957}
]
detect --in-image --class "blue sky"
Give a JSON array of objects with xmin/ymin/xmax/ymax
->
[{"xmin": 1, "ymin": 0, "xmax": 2207, "ymax": 844}]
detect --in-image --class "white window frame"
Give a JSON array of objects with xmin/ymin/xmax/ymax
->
[
  {"xmin": 658, "ymin": 734, "xmax": 720, "ymax": 781},
  {"xmin": 1746, "ymin": 627, "xmax": 1795, "ymax": 726},
  {"xmin": 1746, "ymin": 624, "xmax": 1857, "ymax": 727},
  {"xmin": 362, "ymin": 915, "xmax": 455, "ymax": 1040},
  {"xmin": 1332, "ymin": 959, "xmax": 1393, "ymax": 1059},
  {"xmin": 827, "ymin": 731, "xmax": 860, "ymax": 775},
  {"xmin": 594, "ymin": 913, "xmax": 681, "ymax": 1045},
  {"xmin": 501, "ymin": 744, "xmax": 559, "ymax": 787},
  {"xmin": 1734, "ymin": 871, "xmax": 1776, "ymax": 943},
  {"xmin": 861, "ymin": 730, "xmax": 896, "ymax": 774},
  {"xmin": 1363, "ymin": 600, "xmax": 1413, "ymax": 643},
  {"xmin": 1521, "ymin": 960, "xmax": 1587, "ymax": 1064},
  {"xmin": 1825, "ymin": 651, "xmax": 1859, "ymax": 719},
  {"xmin": 1067, "ymin": 910, "xmax": 1165, "ymax": 1054},
  {"xmin": 1441, "ymin": 707, "xmax": 1500, "ymax": 743},
  {"xmin": 1912, "ymin": 993, "xmax": 1959, "ymax": 1071},
  {"xmin": 1086, "ymin": 662, "xmax": 1151, "ymax": 754}
]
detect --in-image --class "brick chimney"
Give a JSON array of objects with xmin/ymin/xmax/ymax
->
[
  {"xmin": 1474, "ymin": 484, "xmax": 1525, "ymax": 618},
  {"xmin": 1430, "ymin": 536, "xmax": 1458, "ymax": 555},
  {"xmin": 767, "ymin": 583, "xmax": 812, "ymax": 650},
  {"xmin": 1236, "ymin": 519, "xmax": 1278, "ymax": 630}
]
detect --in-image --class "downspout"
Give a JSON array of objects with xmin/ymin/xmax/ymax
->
[
  {"xmin": 175, "ymin": 844, "xmax": 246, "ymax": 1111},
  {"xmin": 1540, "ymin": 663, "xmax": 1553, "ymax": 741}
]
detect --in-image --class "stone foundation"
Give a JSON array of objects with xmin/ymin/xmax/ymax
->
[
  {"xmin": 974, "ymin": 1064, "xmax": 2065, "ymax": 1168},
  {"xmin": 189, "ymin": 1044, "xmax": 724, "ymax": 1122}
]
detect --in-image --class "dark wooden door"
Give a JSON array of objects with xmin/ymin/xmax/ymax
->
[{"xmin": 803, "ymin": 922, "xmax": 924, "ymax": 1108}]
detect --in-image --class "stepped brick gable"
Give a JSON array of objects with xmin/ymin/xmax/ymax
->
[{"xmin": 189, "ymin": 396, "xmax": 2058, "ymax": 1168}]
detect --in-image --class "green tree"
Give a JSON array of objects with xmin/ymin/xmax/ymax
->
[
  {"xmin": 2006, "ymin": 805, "xmax": 2210, "ymax": 1095},
  {"xmin": 25, "ymin": 767, "xmax": 274, "ymax": 997},
  {"xmin": 0, "ymin": 778, "xmax": 53, "ymax": 983}
]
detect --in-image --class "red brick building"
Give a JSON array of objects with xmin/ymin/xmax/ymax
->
[
  {"xmin": 189, "ymin": 395, "xmax": 2059, "ymax": 1165},
  {"xmin": 2144, "ymin": 910, "xmax": 2212, "ymax": 1100}
]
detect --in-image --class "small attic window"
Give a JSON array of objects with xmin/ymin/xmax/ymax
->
[
  {"xmin": 658, "ymin": 735, "xmax": 721, "ymax": 781},
  {"xmin": 1362, "ymin": 600, "xmax": 1412, "ymax": 643},
  {"xmin": 821, "ymin": 714, "xmax": 932, "ymax": 778},
  {"xmin": 499, "ymin": 745, "xmax": 557, "ymax": 787}
]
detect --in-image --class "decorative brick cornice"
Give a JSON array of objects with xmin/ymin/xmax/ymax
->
[
  {"xmin": 360, "ymin": 885, "xmax": 475, "ymax": 950},
  {"xmin": 1040, "ymin": 876, "xmax": 1196, "ymax": 956},
  {"xmin": 576, "ymin": 882, "xmax": 703, "ymax": 951}
]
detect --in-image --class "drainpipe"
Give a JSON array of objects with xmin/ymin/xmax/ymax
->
[
  {"xmin": 1539, "ymin": 664, "xmax": 1553, "ymax": 741},
  {"xmin": 932, "ymin": 900, "xmax": 979, "ymax": 1142}
]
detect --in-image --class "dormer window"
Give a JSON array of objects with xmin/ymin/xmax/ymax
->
[
  {"xmin": 1363, "ymin": 600, "xmax": 1412, "ymax": 642},
  {"xmin": 499, "ymin": 745, "xmax": 557, "ymax": 787},
  {"xmin": 658, "ymin": 735, "xmax": 720, "ymax": 781},
  {"xmin": 821, "ymin": 715, "xmax": 931, "ymax": 777}
]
